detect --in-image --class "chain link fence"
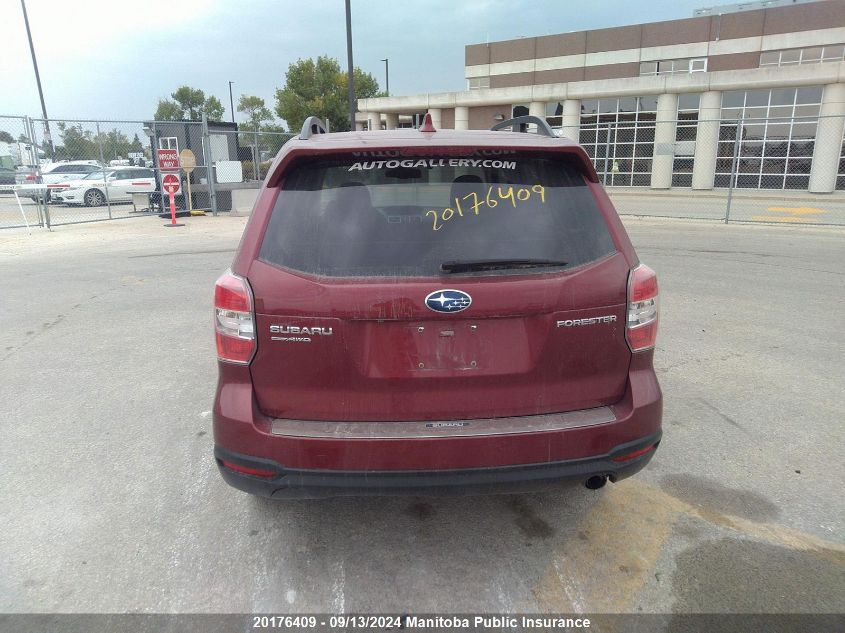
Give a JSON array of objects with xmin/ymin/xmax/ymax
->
[
  {"xmin": 223, "ymin": 127, "xmax": 293, "ymax": 182},
  {"xmin": 3, "ymin": 112, "xmax": 845, "ymax": 229},
  {"xmin": 585, "ymin": 114, "xmax": 845, "ymax": 225},
  {"xmin": 0, "ymin": 115, "xmax": 294, "ymax": 230},
  {"xmin": 0, "ymin": 114, "xmax": 48, "ymax": 229}
]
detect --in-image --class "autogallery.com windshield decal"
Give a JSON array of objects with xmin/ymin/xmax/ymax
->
[
  {"xmin": 426, "ymin": 185, "xmax": 545, "ymax": 231},
  {"xmin": 348, "ymin": 158, "xmax": 517, "ymax": 171}
]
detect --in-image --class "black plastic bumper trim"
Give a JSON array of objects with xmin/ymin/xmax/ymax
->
[{"xmin": 214, "ymin": 430, "xmax": 661, "ymax": 499}]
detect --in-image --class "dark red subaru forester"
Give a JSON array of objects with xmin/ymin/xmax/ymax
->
[{"xmin": 213, "ymin": 114, "xmax": 661, "ymax": 498}]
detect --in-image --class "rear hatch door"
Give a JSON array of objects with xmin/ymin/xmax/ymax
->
[{"xmin": 248, "ymin": 152, "xmax": 630, "ymax": 421}]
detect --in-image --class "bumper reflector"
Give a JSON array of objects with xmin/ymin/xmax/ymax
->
[
  {"xmin": 221, "ymin": 460, "xmax": 276, "ymax": 478},
  {"xmin": 611, "ymin": 444, "xmax": 656, "ymax": 462}
]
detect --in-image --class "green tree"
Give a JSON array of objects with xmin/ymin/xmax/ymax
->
[
  {"xmin": 204, "ymin": 96, "xmax": 225, "ymax": 122},
  {"xmin": 237, "ymin": 95, "xmax": 289, "ymax": 162},
  {"xmin": 237, "ymin": 95, "xmax": 273, "ymax": 131},
  {"xmin": 96, "ymin": 129, "xmax": 133, "ymax": 160},
  {"xmin": 344, "ymin": 67, "xmax": 381, "ymax": 106},
  {"xmin": 154, "ymin": 99, "xmax": 183, "ymax": 121},
  {"xmin": 55, "ymin": 123, "xmax": 98, "ymax": 160},
  {"xmin": 129, "ymin": 133, "xmax": 144, "ymax": 154},
  {"xmin": 274, "ymin": 56, "xmax": 380, "ymax": 132},
  {"xmin": 0, "ymin": 130, "xmax": 14, "ymax": 143},
  {"xmin": 154, "ymin": 86, "xmax": 226, "ymax": 121},
  {"xmin": 260, "ymin": 122, "xmax": 290, "ymax": 155},
  {"xmin": 172, "ymin": 86, "xmax": 205, "ymax": 119}
]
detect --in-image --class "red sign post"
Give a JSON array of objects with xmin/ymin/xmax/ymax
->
[
  {"xmin": 162, "ymin": 173, "xmax": 184, "ymax": 228},
  {"xmin": 158, "ymin": 149, "xmax": 184, "ymax": 228}
]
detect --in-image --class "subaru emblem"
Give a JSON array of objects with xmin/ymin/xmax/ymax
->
[{"xmin": 425, "ymin": 289, "xmax": 472, "ymax": 314}]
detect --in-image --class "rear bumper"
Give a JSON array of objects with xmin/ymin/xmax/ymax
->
[
  {"xmin": 212, "ymin": 353, "xmax": 662, "ymax": 498},
  {"xmin": 215, "ymin": 430, "xmax": 660, "ymax": 498}
]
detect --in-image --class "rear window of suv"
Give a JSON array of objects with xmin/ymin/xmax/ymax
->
[{"xmin": 259, "ymin": 154, "xmax": 616, "ymax": 277}]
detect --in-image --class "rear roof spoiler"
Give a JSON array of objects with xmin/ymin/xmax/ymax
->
[
  {"xmin": 490, "ymin": 115, "xmax": 556, "ymax": 138},
  {"xmin": 299, "ymin": 116, "xmax": 328, "ymax": 140}
]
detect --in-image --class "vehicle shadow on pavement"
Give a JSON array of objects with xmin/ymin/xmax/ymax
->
[{"xmin": 243, "ymin": 485, "xmax": 602, "ymax": 612}]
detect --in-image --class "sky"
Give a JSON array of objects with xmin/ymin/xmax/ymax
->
[{"xmin": 1, "ymin": 0, "xmax": 708, "ymax": 127}]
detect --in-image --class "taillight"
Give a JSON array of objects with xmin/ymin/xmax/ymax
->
[
  {"xmin": 626, "ymin": 264, "xmax": 658, "ymax": 352},
  {"xmin": 26, "ymin": 174, "xmax": 34, "ymax": 181},
  {"xmin": 214, "ymin": 270, "xmax": 255, "ymax": 364}
]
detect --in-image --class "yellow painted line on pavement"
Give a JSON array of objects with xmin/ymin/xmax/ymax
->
[
  {"xmin": 766, "ymin": 206, "xmax": 825, "ymax": 215},
  {"xmin": 531, "ymin": 480, "xmax": 845, "ymax": 614},
  {"xmin": 753, "ymin": 206, "xmax": 827, "ymax": 222}
]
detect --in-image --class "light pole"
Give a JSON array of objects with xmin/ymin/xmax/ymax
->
[
  {"xmin": 142, "ymin": 125, "xmax": 164, "ymax": 214},
  {"xmin": 380, "ymin": 58, "xmax": 389, "ymax": 96},
  {"xmin": 345, "ymin": 0, "xmax": 355, "ymax": 130},
  {"xmin": 228, "ymin": 81, "xmax": 235, "ymax": 123},
  {"xmin": 20, "ymin": 0, "xmax": 52, "ymax": 158}
]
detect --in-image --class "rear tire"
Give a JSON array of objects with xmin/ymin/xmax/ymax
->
[{"xmin": 84, "ymin": 189, "xmax": 105, "ymax": 207}]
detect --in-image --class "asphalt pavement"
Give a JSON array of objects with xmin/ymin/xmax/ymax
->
[{"xmin": 0, "ymin": 215, "xmax": 843, "ymax": 619}]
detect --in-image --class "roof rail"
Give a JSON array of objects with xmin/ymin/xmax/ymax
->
[
  {"xmin": 299, "ymin": 116, "xmax": 328, "ymax": 140},
  {"xmin": 490, "ymin": 115, "xmax": 556, "ymax": 138}
]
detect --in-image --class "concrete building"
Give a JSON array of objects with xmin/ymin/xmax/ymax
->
[{"xmin": 357, "ymin": 0, "xmax": 845, "ymax": 192}]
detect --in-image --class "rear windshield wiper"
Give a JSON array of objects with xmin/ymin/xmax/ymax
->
[{"xmin": 440, "ymin": 259, "xmax": 568, "ymax": 274}]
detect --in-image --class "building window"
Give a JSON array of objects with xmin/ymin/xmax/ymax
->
[
  {"xmin": 640, "ymin": 58, "xmax": 705, "ymax": 76},
  {"xmin": 468, "ymin": 76, "xmax": 490, "ymax": 90},
  {"xmin": 760, "ymin": 45, "xmax": 845, "ymax": 67},
  {"xmin": 823, "ymin": 45, "xmax": 845, "ymax": 61},
  {"xmin": 716, "ymin": 86, "xmax": 822, "ymax": 190},
  {"xmin": 657, "ymin": 60, "xmax": 676, "ymax": 74},
  {"xmin": 159, "ymin": 137, "xmax": 178, "ymax": 151},
  {"xmin": 546, "ymin": 102, "xmax": 564, "ymax": 128},
  {"xmin": 579, "ymin": 97, "xmax": 657, "ymax": 187},
  {"xmin": 639, "ymin": 61, "xmax": 658, "ymax": 76},
  {"xmin": 838, "ymin": 132, "xmax": 845, "ymax": 190},
  {"xmin": 760, "ymin": 51, "xmax": 779, "ymax": 66},
  {"xmin": 673, "ymin": 94, "xmax": 701, "ymax": 187},
  {"xmin": 505, "ymin": 104, "xmax": 530, "ymax": 131}
]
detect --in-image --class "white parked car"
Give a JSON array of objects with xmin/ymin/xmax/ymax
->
[
  {"xmin": 53, "ymin": 167, "xmax": 156, "ymax": 206},
  {"xmin": 16, "ymin": 160, "xmax": 102, "ymax": 201}
]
